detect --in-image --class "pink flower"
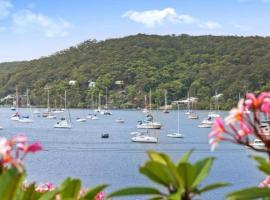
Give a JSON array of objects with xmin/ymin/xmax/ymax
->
[
  {"xmin": 36, "ymin": 182, "xmax": 55, "ymax": 192},
  {"xmin": 237, "ymin": 122, "xmax": 254, "ymax": 138},
  {"xmin": 95, "ymin": 192, "xmax": 106, "ymax": 200},
  {"xmin": 208, "ymin": 118, "xmax": 225, "ymax": 151},
  {"xmin": 225, "ymin": 99, "xmax": 245, "ymax": 125},
  {"xmin": 26, "ymin": 142, "xmax": 42, "ymax": 153},
  {"xmin": 258, "ymin": 176, "xmax": 270, "ymax": 188}
]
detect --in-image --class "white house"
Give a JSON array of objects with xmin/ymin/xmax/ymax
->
[
  {"xmin": 88, "ymin": 80, "xmax": 96, "ymax": 88},
  {"xmin": 69, "ymin": 80, "xmax": 77, "ymax": 86}
]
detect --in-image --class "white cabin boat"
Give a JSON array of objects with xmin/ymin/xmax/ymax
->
[
  {"xmin": 76, "ymin": 117, "xmax": 87, "ymax": 122},
  {"xmin": 250, "ymin": 139, "xmax": 265, "ymax": 150},
  {"xmin": 167, "ymin": 133, "xmax": 184, "ymax": 138},
  {"xmin": 54, "ymin": 118, "xmax": 72, "ymax": 129},
  {"xmin": 115, "ymin": 118, "xmax": 125, "ymax": 123}
]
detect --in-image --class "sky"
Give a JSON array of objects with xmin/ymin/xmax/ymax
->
[{"xmin": 0, "ymin": 0, "xmax": 270, "ymax": 62}]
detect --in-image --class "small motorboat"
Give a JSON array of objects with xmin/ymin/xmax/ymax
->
[
  {"xmin": 18, "ymin": 115, "xmax": 33, "ymax": 123},
  {"xmin": 198, "ymin": 124, "xmax": 212, "ymax": 128},
  {"xmin": 10, "ymin": 106, "xmax": 16, "ymax": 111},
  {"xmin": 250, "ymin": 139, "xmax": 265, "ymax": 150},
  {"xmin": 167, "ymin": 132, "xmax": 184, "ymax": 138},
  {"xmin": 46, "ymin": 115, "xmax": 57, "ymax": 119},
  {"xmin": 10, "ymin": 112, "xmax": 20, "ymax": 121},
  {"xmin": 115, "ymin": 118, "xmax": 125, "ymax": 123},
  {"xmin": 188, "ymin": 112, "xmax": 199, "ymax": 119},
  {"xmin": 76, "ymin": 117, "xmax": 87, "ymax": 122},
  {"xmin": 0, "ymin": 126, "xmax": 3, "ymax": 130},
  {"xmin": 101, "ymin": 133, "xmax": 109, "ymax": 138}
]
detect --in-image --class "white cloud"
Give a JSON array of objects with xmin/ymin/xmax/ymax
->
[
  {"xmin": 0, "ymin": 0, "xmax": 12, "ymax": 19},
  {"xmin": 122, "ymin": 7, "xmax": 195, "ymax": 28},
  {"xmin": 199, "ymin": 21, "xmax": 222, "ymax": 29},
  {"xmin": 122, "ymin": 7, "xmax": 222, "ymax": 30},
  {"xmin": 12, "ymin": 10, "xmax": 72, "ymax": 37}
]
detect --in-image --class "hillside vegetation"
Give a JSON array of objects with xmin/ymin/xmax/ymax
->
[{"xmin": 1, "ymin": 34, "xmax": 270, "ymax": 109}]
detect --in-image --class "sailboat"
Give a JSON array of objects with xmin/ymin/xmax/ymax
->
[
  {"xmin": 10, "ymin": 86, "xmax": 20, "ymax": 121},
  {"xmin": 86, "ymin": 93, "xmax": 99, "ymax": 120},
  {"xmin": 208, "ymin": 91, "xmax": 222, "ymax": 118},
  {"xmin": 54, "ymin": 90, "xmax": 72, "ymax": 129},
  {"xmin": 100, "ymin": 87, "xmax": 112, "ymax": 115},
  {"xmin": 187, "ymin": 96, "xmax": 199, "ymax": 119},
  {"xmin": 137, "ymin": 89, "xmax": 162, "ymax": 129},
  {"xmin": 167, "ymin": 102, "xmax": 184, "ymax": 138},
  {"xmin": 18, "ymin": 89, "xmax": 33, "ymax": 123},
  {"xmin": 142, "ymin": 95, "xmax": 149, "ymax": 113},
  {"xmin": 163, "ymin": 90, "xmax": 170, "ymax": 114},
  {"xmin": 42, "ymin": 88, "xmax": 56, "ymax": 119}
]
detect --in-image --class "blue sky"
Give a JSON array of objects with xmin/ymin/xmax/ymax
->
[{"xmin": 0, "ymin": 0, "xmax": 270, "ymax": 62}]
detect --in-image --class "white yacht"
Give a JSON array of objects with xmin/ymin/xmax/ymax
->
[
  {"xmin": 76, "ymin": 117, "xmax": 87, "ymax": 122},
  {"xmin": 208, "ymin": 112, "xmax": 220, "ymax": 118},
  {"xmin": 131, "ymin": 132, "xmax": 158, "ymax": 143},
  {"xmin": 54, "ymin": 118, "xmax": 72, "ymax": 129},
  {"xmin": 137, "ymin": 120, "xmax": 162, "ymax": 129},
  {"xmin": 250, "ymin": 139, "xmax": 265, "ymax": 150},
  {"xmin": 188, "ymin": 112, "xmax": 199, "ymax": 119},
  {"xmin": 198, "ymin": 123, "xmax": 212, "ymax": 128},
  {"xmin": 115, "ymin": 118, "xmax": 125, "ymax": 123},
  {"xmin": 167, "ymin": 133, "xmax": 184, "ymax": 138}
]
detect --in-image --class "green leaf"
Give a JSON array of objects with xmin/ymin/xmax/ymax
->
[
  {"xmin": 59, "ymin": 178, "xmax": 81, "ymax": 199},
  {"xmin": 81, "ymin": 184, "xmax": 108, "ymax": 200},
  {"xmin": 252, "ymin": 156, "xmax": 270, "ymax": 175},
  {"xmin": 108, "ymin": 187, "xmax": 162, "ymax": 198},
  {"xmin": 38, "ymin": 190, "xmax": 59, "ymax": 200},
  {"xmin": 199, "ymin": 182, "xmax": 230, "ymax": 194},
  {"xmin": 0, "ymin": 168, "xmax": 24, "ymax": 200},
  {"xmin": 19, "ymin": 183, "xmax": 42, "ymax": 200},
  {"xmin": 191, "ymin": 157, "xmax": 215, "ymax": 188},
  {"xmin": 177, "ymin": 162, "xmax": 197, "ymax": 189},
  {"xmin": 140, "ymin": 161, "xmax": 174, "ymax": 187},
  {"xmin": 177, "ymin": 149, "xmax": 194, "ymax": 165},
  {"xmin": 147, "ymin": 151, "xmax": 181, "ymax": 188},
  {"xmin": 227, "ymin": 187, "xmax": 270, "ymax": 200}
]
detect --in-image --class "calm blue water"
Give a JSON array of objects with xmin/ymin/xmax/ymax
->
[{"xmin": 0, "ymin": 108, "xmax": 264, "ymax": 199}]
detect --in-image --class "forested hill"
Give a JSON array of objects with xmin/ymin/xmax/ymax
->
[{"xmin": 0, "ymin": 34, "xmax": 270, "ymax": 109}]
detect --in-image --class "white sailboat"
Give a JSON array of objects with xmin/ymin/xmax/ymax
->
[
  {"xmin": 142, "ymin": 95, "xmax": 149, "ymax": 113},
  {"xmin": 18, "ymin": 89, "xmax": 33, "ymax": 123},
  {"xmin": 10, "ymin": 86, "xmax": 20, "ymax": 121},
  {"xmin": 100, "ymin": 87, "xmax": 112, "ymax": 115},
  {"xmin": 163, "ymin": 90, "xmax": 170, "ymax": 114},
  {"xmin": 208, "ymin": 91, "xmax": 222, "ymax": 118},
  {"xmin": 187, "ymin": 96, "xmax": 199, "ymax": 119},
  {"xmin": 43, "ymin": 88, "xmax": 56, "ymax": 119},
  {"xmin": 137, "ymin": 89, "xmax": 162, "ymax": 129},
  {"xmin": 167, "ymin": 102, "xmax": 184, "ymax": 138},
  {"xmin": 54, "ymin": 90, "xmax": 72, "ymax": 129}
]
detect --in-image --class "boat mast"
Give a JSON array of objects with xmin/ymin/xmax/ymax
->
[
  {"xmin": 144, "ymin": 95, "xmax": 147, "ymax": 110},
  {"xmin": 177, "ymin": 103, "xmax": 180, "ymax": 133},
  {"xmin": 164, "ymin": 89, "xmax": 167, "ymax": 108},
  {"xmin": 149, "ymin": 88, "xmax": 152, "ymax": 112},
  {"xmin": 105, "ymin": 87, "xmax": 108, "ymax": 109},
  {"xmin": 47, "ymin": 89, "xmax": 50, "ymax": 112},
  {"xmin": 16, "ymin": 85, "xmax": 19, "ymax": 112}
]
